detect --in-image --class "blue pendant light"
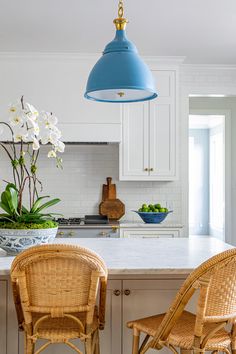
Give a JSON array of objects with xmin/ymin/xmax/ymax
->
[{"xmin": 84, "ymin": 0, "xmax": 158, "ymax": 103}]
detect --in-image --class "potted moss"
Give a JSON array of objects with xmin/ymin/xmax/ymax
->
[{"xmin": 0, "ymin": 97, "xmax": 65, "ymax": 254}]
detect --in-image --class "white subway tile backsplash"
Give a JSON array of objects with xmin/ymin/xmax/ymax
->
[{"xmin": 0, "ymin": 144, "xmax": 182, "ymax": 222}]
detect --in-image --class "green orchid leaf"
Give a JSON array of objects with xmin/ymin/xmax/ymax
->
[
  {"xmin": 0, "ymin": 200, "xmax": 11, "ymax": 214},
  {"xmin": 21, "ymin": 205, "xmax": 29, "ymax": 214},
  {"xmin": 30, "ymin": 196, "xmax": 50, "ymax": 213},
  {"xmin": 6, "ymin": 183, "xmax": 18, "ymax": 192},
  {"xmin": 0, "ymin": 214, "xmax": 14, "ymax": 222},
  {"xmin": 8, "ymin": 187, "xmax": 18, "ymax": 213},
  {"xmin": 36, "ymin": 198, "xmax": 60, "ymax": 213}
]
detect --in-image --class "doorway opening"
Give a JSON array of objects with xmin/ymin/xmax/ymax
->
[{"xmin": 189, "ymin": 113, "xmax": 225, "ymax": 240}]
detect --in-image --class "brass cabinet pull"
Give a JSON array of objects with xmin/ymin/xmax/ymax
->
[
  {"xmin": 144, "ymin": 168, "xmax": 148, "ymax": 171},
  {"xmin": 113, "ymin": 289, "xmax": 121, "ymax": 296},
  {"xmin": 124, "ymin": 289, "xmax": 131, "ymax": 296},
  {"xmin": 99, "ymin": 231, "xmax": 108, "ymax": 236},
  {"xmin": 149, "ymin": 168, "xmax": 154, "ymax": 172},
  {"xmin": 58, "ymin": 231, "xmax": 64, "ymax": 236},
  {"xmin": 68, "ymin": 231, "xmax": 75, "ymax": 236}
]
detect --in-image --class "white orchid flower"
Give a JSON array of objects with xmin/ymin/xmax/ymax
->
[
  {"xmin": 9, "ymin": 114, "xmax": 24, "ymax": 126},
  {"xmin": 47, "ymin": 150, "xmax": 57, "ymax": 158},
  {"xmin": 48, "ymin": 114, "xmax": 58, "ymax": 125},
  {"xmin": 27, "ymin": 103, "xmax": 39, "ymax": 118},
  {"xmin": 38, "ymin": 127, "xmax": 51, "ymax": 144},
  {"xmin": 32, "ymin": 138, "xmax": 40, "ymax": 150},
  {"xmin": 13, "ymin": 129, "xmax": 28, "ymax": 143},
  {"xmin": 51, "ymin": 125, "xmax": 62, "ymax": 138},
  {"xmin": 55, "ymin": 140, "xmax": 65, "ymax": 153},
  {"xmin": 26, "ymin": 118, "xmax": 40, "ymax": 136},
  {"xmin": 49, "ymin": 131, "xmax": 61, "ymax": 145},
  {"xmin": 9, "ymin": 100, "xmax": 22, "ymax": 114},
  {"xmin": 13, "ymin": 124, "xmax": 28, "ymax": 136}
]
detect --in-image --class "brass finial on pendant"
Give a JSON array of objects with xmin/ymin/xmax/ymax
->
[{"xmin": 113, "ymin": 0, "xmax": 128, "ymax": 30}]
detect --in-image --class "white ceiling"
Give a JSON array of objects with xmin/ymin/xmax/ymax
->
[{"xmin": 0, "ymin": 0, "xmax": 236, "ymax": 64}]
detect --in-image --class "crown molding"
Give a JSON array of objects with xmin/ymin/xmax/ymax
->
[
  {"xmin": 0, "ymin": 51, "xmax": 186, "ymax": 65},
  {"xmin": 182, "ymin": 63, "xmax": 236, "ymax": 70},
  {"xmin": 1, "ymin": 52, "xmax": 236, "ymax": 70}
]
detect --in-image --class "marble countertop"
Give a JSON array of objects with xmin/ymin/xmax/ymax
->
[{"xmin": 0, "ymin": 237, "xmax": 233, "ymax": 276}]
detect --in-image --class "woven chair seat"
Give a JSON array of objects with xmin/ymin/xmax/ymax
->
[
  {"xmin": 32, "ymin": 310, "xmax": 99, "ymax": 341},
  {"xmin": 127, "ymin": 310, "xmax": 231, "ymax": 350}
]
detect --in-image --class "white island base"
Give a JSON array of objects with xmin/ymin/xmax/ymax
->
[{"xmin": 0, "ymin": 237, "xmax": 233, "ymax": 354}]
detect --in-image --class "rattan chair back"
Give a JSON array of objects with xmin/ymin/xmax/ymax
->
[
  {"xmin": 10, "ymin": 244, "xmax": 108, "ymax": 354},
  {"xmin": 151, "ymin": 248, "xmax": 236, "ymax": 347}
]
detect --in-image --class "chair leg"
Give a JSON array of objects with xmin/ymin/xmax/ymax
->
[
  {"xmin": 132, "ymin": 328, "xmax": 140, "ymax": 354},
  {"xmin": 94, "ymin": 330, "xmax": 100, "ymax": 354},
  {"xmin": 26, "ymin": 339, "xmax": 34, "ymax": 354},
  {"xmin": 24, "ymin": 334, "xmax": 35, "ymax": 354},
  {"xmin": 85, "ymin": 337, "xmax": 93, "ymax": 354}
]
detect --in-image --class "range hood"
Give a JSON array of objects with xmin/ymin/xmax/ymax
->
[{"xmin": 59, "ymin": 123, "xmax": 121, "ymax": 143}]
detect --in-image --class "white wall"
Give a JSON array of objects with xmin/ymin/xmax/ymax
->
[
  {"xmin": 189, "ymin": 97, "xmax": 236, "ymax": 241},
  {"xmin": 179, "ymin": 65, "xmax": 236, "ymax": 243},
  {"xmin": 0, "ymin": 144, "xmax": 182, "ymax": 223}
]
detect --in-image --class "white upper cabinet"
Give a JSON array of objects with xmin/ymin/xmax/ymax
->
[{"xmin": 119, "ymin": 70, "xmax": 178, "ymax": 181}]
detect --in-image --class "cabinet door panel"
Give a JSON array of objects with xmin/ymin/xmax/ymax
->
[
  {"xmin": 0, "ymin": 280, "xmax": 7, "ymax": 354},
  {"xmin": 122, "ymin": 279, "xmax": 185, "ymax": 354},
  {"xmin": 149, "ymin": 70, "xmax": 176, "ymax": 179},
  {"xmin": 120, "ymin": 103, "xmax": 149, "ymax": 178},
  {"xmin": 149, "ymin": 102, "xmax": 176, "ymax": 178}
]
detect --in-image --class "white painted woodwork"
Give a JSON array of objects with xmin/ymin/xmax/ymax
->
[
  {"xmin": 122, "ymin": 279, "xmax": 184, "ymax": 354},
  {"xmin": 0, "ymin": 280, "xmax": 7, "ymax": 354},
  {"xmin": 100, "ymin": 280, "xmax": 122, "ymax": 354},
  {"xmin": 121, "ymin": 103, "xmax": 149, "ymax": 177},
  {"xmin": 120, "ymin": 228, "xmax": 180, "ymax": 238},
  {"xmin": 119, "ymin": 70, "xmax": 178, "ymax": 181}
]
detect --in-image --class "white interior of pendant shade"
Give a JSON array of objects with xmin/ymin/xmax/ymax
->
[{"xmin": 86, "ymin": 88, "xmax": 156, "ymax": 102}]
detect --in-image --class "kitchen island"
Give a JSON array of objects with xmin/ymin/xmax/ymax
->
[{"xmin": 0, "ymin": 237, "xmax": 233, "ymax": 354}]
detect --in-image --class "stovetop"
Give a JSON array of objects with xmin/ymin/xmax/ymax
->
[
  {"xmin": 56, "ymin": 218, "xmax": 82, "ymax": 226},
  {"xmin": 56, "ymin": 215, "xmax": 109, "ymax": 226}
]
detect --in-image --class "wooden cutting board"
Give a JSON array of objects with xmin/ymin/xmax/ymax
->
[
  {"xmin": 99, "ymin": 177, "xmax": 125, "ymax": 220},
  {"xmin": 102, "ymin": 177, "xmax": 116, "ymax": 201},
  {"xmin": 99, "ymin": 199, "xmax": 125, "ymax": 220}
]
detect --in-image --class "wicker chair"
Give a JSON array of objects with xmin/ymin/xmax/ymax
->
[
  {"xmin": 127, "ymin": 248, "xmax": 236, "ymax": 354},
  {"xmin": 10, "ymin": 244, "xmax": 108, "ymax": 354}
]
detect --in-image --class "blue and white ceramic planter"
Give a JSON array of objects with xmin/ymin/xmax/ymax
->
[{"xmin": 0, "ymin": 227, "xmax": 58, "ymax": 255}]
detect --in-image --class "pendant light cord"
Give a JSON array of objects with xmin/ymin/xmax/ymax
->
[{"xmin": 118, "ymin": 0, "xmax": 124, "ymax": 18}]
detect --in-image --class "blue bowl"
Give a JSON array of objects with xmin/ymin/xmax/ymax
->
[{"xmin": 132, "ymin": 210, "xmax": 173, "ymax": 224}]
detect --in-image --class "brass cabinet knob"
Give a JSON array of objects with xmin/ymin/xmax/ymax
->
[
  {"xmin": 112, "ymin": 226, "xmax": 119, "ymax": 233},
  {"xmin": 149, "ymin": 168, "xmax": 154, "ymax": 172},
  {"xmin": 124, "ymin": 289, "xmax": 131, "ymax": 296},
  {"xmin": 68, "ymin": 231, "xmax": 75, "ymax": 236},
  {"xmin": 99, "ymin": 231, "xmax": 108, "ymax": 236},
  {"xmin": 113, "ymin": 289, "xmax": 121, "ymax": 296},
  {"xmin": 58, "ymin": 231, "xmax": 64, "ymax": 236},
  {"xmin": 144, "ymin": 168, "xmax": 148, "ymax": 171}
]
